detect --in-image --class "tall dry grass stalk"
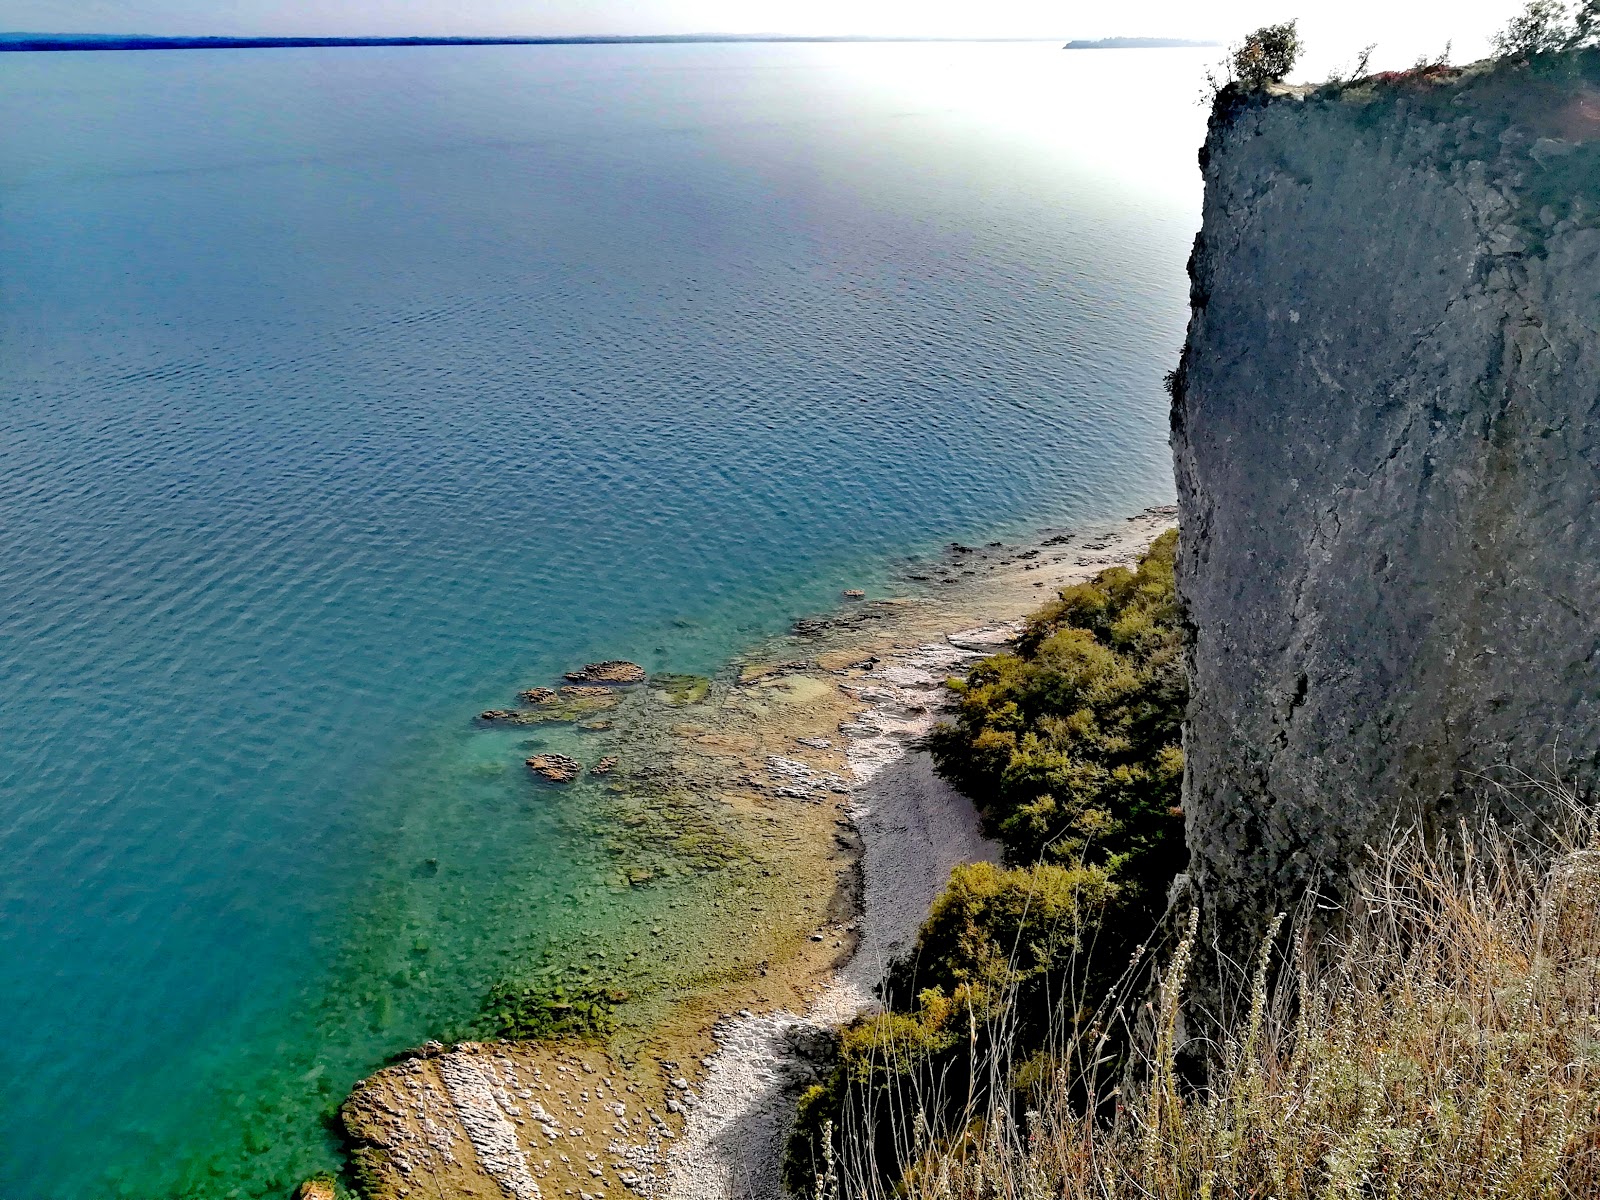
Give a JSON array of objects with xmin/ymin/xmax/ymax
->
[{"xmin": 832, "ymin": 789, "xmax": 1600, "ymax": 1200}]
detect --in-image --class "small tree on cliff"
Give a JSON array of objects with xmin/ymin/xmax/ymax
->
[
  {"xmin": 1571, "ymin": 0, "xmax": 1600, "ymax": 47},
  {"xmin": 1231, "ymin": 20, "xmax": 1303, "ymax": 88},
  {"xmin": 1206, "ymin": 20, "xmax": 1303, "ymax": 99},
  {"xmin": 1495, "ymin": 0, "xmax": 1578, "ymax": 57}
]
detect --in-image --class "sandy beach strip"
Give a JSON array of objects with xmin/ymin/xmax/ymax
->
[{"xmin": 660, "ymin": 508, "xmax": 1176, "ymax": 1200}]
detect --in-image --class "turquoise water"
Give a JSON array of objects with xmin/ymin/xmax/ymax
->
[{"xmin": 0, "ymin": 43, "xmax": 1206, "ymax": 1198}]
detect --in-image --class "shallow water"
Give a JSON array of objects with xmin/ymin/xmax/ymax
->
[{"xmin": 0, "ymin": 42, "xmax": 1205, "ymax": 1197}]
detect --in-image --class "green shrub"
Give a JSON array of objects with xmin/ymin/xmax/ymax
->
[
  {"xmin": 1496, "ymin": 0, "xmax": 1580, "ymax": 57},
  {"xmin": 784, "ymin": 862, "xmax": 1122, "ymax": 1195},
  {"xmin": 888, "ymin": 798, "xmax": 1600, "ymax": 1200},
  {"xmin": 883, "ymin": 861, "xmax": 1119, "ymax": 1013},
  {"xmin": 1229, "ymin": 20, "xmax": 1303, "ymax": 90},
  {"xmin": 928, "ymin": 528, "xmax": 1186, "ymax": 905},
  {"xmin": 787, "ymin": 533, "xmax": 1187, "ymax": 1196}
]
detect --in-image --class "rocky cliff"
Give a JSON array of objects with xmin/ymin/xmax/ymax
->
[{"xmin": 1173, "ymin": 52, "xmax": 1600, "ymax": 967}]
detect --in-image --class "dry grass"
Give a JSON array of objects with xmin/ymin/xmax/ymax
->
[{"xmin": 825, "ymin": 789, "xmax": 1600, "ymax": 1200}]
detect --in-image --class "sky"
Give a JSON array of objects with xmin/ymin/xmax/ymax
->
[{"xmin": 0, "ymin": 1, "xmax": 1534, "ymax": 72}]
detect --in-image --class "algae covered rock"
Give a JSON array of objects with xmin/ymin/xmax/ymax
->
[
  {"xmin": 477, "ymin": 708, "xmax": 553, "ymax": 725},
  {"xmin": 478, "ymin": 686, "xmax": 621, "ymax": 727},
  {"xmin": 647, "ymin": 673, "xmax": 711, "ymax": 705}
]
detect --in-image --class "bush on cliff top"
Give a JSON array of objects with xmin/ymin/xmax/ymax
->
[
  {"xmin": 1205, "ymin": 20, "xmax": 1303, "ymax": 100},
  {"xmin": 1495, "ymin": 0, "xmax": 1600, "ymax": 58}
]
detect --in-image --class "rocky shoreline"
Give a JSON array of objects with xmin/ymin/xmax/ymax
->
[{"xmin": 336, "ymin": 507, "xmax": 1177, "ymax": 1200}]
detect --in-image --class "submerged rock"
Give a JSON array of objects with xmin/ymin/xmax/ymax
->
[
  {"xmin": 526, "ymin": 753, "xmax": 583, "ymax": 783},
  {"xmin": 593, "ymin": 756, "xmax": 618, "ymax": 775},
  {"xmin": 478, "ymin": 708, "xmax": 549, "ymax": 725},
  {"xmin": 647, "ymin": 673, "xmax": 712, "ymax": 705},
  {"xmin": 565, "ymin": 660, "xmax": 647, "ymax": 684}
]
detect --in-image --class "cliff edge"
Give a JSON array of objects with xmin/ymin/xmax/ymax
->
[{"xmin": 1174, "ymin": 53, "xmax": 1600, "ymax": 965}]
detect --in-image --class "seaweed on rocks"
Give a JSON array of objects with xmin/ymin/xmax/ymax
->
[
  {"xmin": 481, "ymin": 977, "xmax": 631, "ymax": 1041},
  {"xmin": 646, "ymin": 673, "xmax": 712, "ymax": 705}
]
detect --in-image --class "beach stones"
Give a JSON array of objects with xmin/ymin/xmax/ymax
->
[
  {"xmin": 564, "ymin": 660, "xmax": 646, "ymax": 684},
  {"xmin": 526, "ymin": 753, "xmax": 582, "ymax": 783}
]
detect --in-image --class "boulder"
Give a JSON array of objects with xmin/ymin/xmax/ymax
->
[
  {"xmin": 526, "ymin": 753, "xmax": 582, "ymax": 783},
  {"xmin": 564, "ymin": 660, "xmax": 646, "ymax": 684}
]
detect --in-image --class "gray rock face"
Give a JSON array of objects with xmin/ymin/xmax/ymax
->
[{"xmin": 1173, "ymin": 57, "xmax": 1600, "ymax": 961}]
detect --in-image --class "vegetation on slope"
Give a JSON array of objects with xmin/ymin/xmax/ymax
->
[
  {"xmin": 785, "ymin": 531, "xmax": 1188, "ymax": 1193},
  {"xmin": 788, "ymin": 527, "xmax": 1600, "ymax": 1199},
  {"xmin": 929, "ymin": 527, "xmax": 1185, "ymax": 895},
  {"xmin": 860, "ymin": 797, "xmax": 1600, "ymax": 1200}
]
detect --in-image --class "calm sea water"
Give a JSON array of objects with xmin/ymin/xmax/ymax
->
[{"xmin": 0, "ymin": 42, "xmax": 1205, "ymax": 1198}]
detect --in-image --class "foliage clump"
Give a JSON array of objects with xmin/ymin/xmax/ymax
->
[
  {"xmin": 1495, "ymin": 0, "xmax": 1600, "ymax": 58},
  {"xmin": 786, "ymin": 861, "xmax": 1122, "ymax": 1195},
  {"xmin": 786, "ymin": 532, "xmax": 1187, "ymax": 1195},
  {"xmin": 1206, "ymin": 20, "xmax": 1304, "ymax": 98},
  {"xmin": 928, "ymin": 527, "xmax": 1186, "ymax": 899},
  {"xmin": 856, "ymin": 797, "xmax": 1600, "ymax": 1200},
  {"xmin": 1231, "ymin": 20, "xmax": 1304, "ymax": 89}
]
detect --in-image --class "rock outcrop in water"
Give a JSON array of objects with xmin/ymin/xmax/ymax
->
[
  {"xmin": 566, "ymin": 661, "xmax": 648, "ymax": 684},
  {"xmin": 526, "ymin": 753, "xmax": 583, "ymax": 783},
  {"xmin": 1173, "ymin": 52, "xmax": 1600, "ymax": 965}
]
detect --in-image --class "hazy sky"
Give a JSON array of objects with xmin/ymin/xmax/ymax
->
[{"xmin": 2, "ymin": 1, "xmax": 1531, "ymax": 71}]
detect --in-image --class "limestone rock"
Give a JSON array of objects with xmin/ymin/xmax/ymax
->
[
  {"xmin": 564, "ymin": 660, "xmax": 646, "ymax": 684},
  {"xmin": 1174, "ymin": 59, "xmax": 1600, "ymax": 971},
  {"xmin": 560, "ymin": 685, "xmax": 617, "ymax": 702},
  {"xmin": 526, "ymin": 753, "xmax": 582, "ymax": 783}
]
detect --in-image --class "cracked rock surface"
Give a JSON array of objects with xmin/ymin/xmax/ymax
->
[{"xmin": 1175, "ymin": 57, "xmax": 1600, "ymax": 969}]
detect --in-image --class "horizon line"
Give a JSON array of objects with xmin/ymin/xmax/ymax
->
[{"xmin": 0, "ymin": 32, "xmax": 1087, "ymax": 52}]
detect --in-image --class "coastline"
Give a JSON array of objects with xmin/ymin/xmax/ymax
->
[{"xmin": 340, "ymin": 507, "xmax": 1177, "ymax": 1200}]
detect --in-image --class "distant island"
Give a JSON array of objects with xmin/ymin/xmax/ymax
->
[
  {"xmin": 0, "ymin": 32, "xmax": 1067, "ymax": 52},
  {"xmin": 1063, "ymin": 37, "xmax": 1221, "ymax": 49}
]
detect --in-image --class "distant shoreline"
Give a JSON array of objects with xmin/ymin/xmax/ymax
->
[
  {"xmin": 1063, "ymin": 37, "xmax": 1221, "ymax": 50},
  {"xmin": 0, "ymin": 33, "xmax": 1068, "ymax": 53}
]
